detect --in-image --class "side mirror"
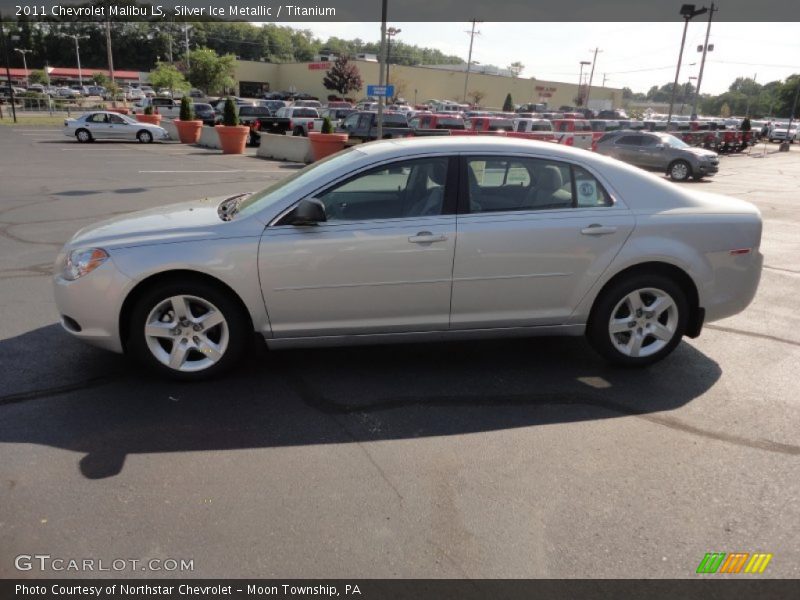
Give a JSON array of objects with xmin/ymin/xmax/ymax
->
[{"xmin": 290, "ymin": 198, "xmax": 326, "ymax": 225}]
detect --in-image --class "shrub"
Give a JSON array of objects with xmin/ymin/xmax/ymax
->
[
  {"xmin": 222, "ymin": 97, "xmax": 238, "ymax": 126},
  {"xmin": 179, "ymin": 95, "xmax": 194, "ymax": 121},
  {"xmin": 321, "ymin": 116, "xmax": 334, "ymax": 134},
  {"xmin": 144, "ymin": 105, "xmax": 154, "ymax": 115},
  {"xmin": 502, "ymin": 93, "xmax": 514, "ymax": 112}
]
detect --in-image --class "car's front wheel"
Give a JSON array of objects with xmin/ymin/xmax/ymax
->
[
  {"xmin": 668, "ymin": 160, "xmax": 692, "ymax": 181},
  {"xmin": 128, "ymin": 280, "xmax": 250, "ymax": 380},
  {"xmin": 587, "ymin": 273, "xmax": 688, "ymax": 367},
  {"xmin": 137, "ymin": 130, "xmax": 153, "ymax": 143}
]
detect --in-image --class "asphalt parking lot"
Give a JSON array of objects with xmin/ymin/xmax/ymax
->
[{"xmin": 0, "ymin": 126, "xmax": 798, "ymax": 578}]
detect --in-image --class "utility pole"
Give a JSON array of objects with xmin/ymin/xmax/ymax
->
[
  {"xmin": 577, "ymin": 60, "xmax": 590, "ymax": 106},
  {"xmin": 668, "ymin": 4, "xmax": 708, "ymax": 125},
  {"xmin": 691, "ymin": 2, "xmax": 716, "ymax": 119},
  {"xmin": 585, "ymin": 47, "xmax": 601, "ymax": 110},
  {"xmin": 105, "ymin": 21, "xmax": 115, "ymax": 83},
  {"xmin": 462, "ymin": 19, "xmax": 480, "ymax": 104},
  {"xmin": 184, "ymin": 24, "xmax": 191, "ymax": 70},
  {"xmin": 376, "ymin": 0, "xmax": 387, "ymax": 139},
  {"xmin": 14, "ymin": 48, "xmax": 32, "ymax": 85},
  {"xmin": 602, "ymin": 73, "xmax": 608, "ymax": 87},
  {"xmin": 745, "ymin": 72, "xmax": 757, "ymax": 117},
  {"xmin": 0, "ymin": 11, "xmax": 17, "ymax": 122}
]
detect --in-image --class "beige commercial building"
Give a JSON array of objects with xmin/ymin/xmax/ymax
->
[{"xmin": 234, "ymin": 60, "xmax": 623, "ymax": 110}]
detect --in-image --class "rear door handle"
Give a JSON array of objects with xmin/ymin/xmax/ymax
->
[
  {"xmin": 581, "ymin": 224, "xmax": 618, "ymax": 235},
  {"xmin": 408, "ymin": 231, "xmax": 448, "ymax": 243}
]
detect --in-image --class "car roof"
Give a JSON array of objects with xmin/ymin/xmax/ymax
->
[{"xmin": 355, "ymin": 135, "xmax": 605, "ymax": 160}]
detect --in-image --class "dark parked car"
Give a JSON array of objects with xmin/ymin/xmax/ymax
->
[
  {"xmin": 337, "ymin": 111, "xmax": 410, "ymax": 141},
  {"xmin": 595, "ymin": 130, "xmax": 719, "ymax": 181},
  {"xmin": 193, "ymin": 103, "xmax": 216, "ymax": 126}
]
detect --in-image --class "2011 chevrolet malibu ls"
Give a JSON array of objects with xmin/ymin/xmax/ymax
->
[{"xmin": 53, "ymin": 137, "xmax": 763, "ymax": 379}]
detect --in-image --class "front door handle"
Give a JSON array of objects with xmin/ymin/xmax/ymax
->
[
  {"xmin": 408, "ymin": 231, "xmax": 448, "ymax": 243},
  {"xmin": 581, "ymin": 224, "xmax": 618, "ymax": 235}
]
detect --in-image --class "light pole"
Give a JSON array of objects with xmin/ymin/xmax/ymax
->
[
  {"xmin": 681, "ymin": 76, "xmax": 697, "ymax": 116},
  {"xmin": 691, "ymin": 2, "xmax": 716, "ymax": 119},
  {"xmin": 14, "ymin": 47, "xmax": 32, "ymax": 85},
  {"xmin": 0, "ymin": 11, "xmax": 18, "ymax": 122},
  {"xmin": 183, "ymin": 24, "xmax": 192, "ymax": 70},
  {"xmin": 577, "ymin": 60, "xmax": 590, "ymax": 107},
  {"xmin": 668, "ymin": 4, "xmax": 708, "ymax": 125},
  {"xmin": 65, "ymin": 33, "xmax": 89, "ymax": 87},
  {"xmin": 385, "ymin": 27, "xmax": 401, "ymax": 88},
  {"xmin": 376, "ymin": 0, "xmax": 387, "ymax": 140}
]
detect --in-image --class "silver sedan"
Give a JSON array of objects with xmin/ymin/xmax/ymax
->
[
  {"xmin": 53, "ymin": 137, "xmax": 763, "ymax": 379},
  {"xmin": 64, "ymin": 111, "xmax": 169, "ymax": 143}
]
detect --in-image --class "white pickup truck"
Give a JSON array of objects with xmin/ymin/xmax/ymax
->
[{"xmin": 134, "ymin": 97, "xmax": 183, "ymax": 119}]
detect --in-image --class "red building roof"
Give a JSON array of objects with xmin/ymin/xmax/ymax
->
[{"xmin": 7, "ymin": 67, "xmax": 140, "ymax": 80}]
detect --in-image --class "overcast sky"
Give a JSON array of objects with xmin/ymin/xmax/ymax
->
[{"xmin": 280, "ymin": 22, "xmax": 800, "ymax": 94}]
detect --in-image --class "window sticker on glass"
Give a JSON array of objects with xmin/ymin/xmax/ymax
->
[{"xmin": 576, "ymin": 178, "xmax": 598, "ymax": 206}]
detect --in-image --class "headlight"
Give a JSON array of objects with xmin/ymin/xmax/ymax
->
[{"xmin": 62, "ymin": 248, "xmax": 109, "ymax": 281}]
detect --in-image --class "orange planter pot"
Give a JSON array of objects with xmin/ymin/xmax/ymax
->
[
  {"xmin": 308, "ymin": 132, "xmax": 349, "ymax": 161},
  {"xmin": 215, "ymin": 125, "xmax": 250, "ymax": 154},
  {"xmin": 174, "ymin": 119, "xmax": 203, "ymax": 144},
  {"xmin": 136, "ymin": 114, "xmax": 162, "ymax": 126}
]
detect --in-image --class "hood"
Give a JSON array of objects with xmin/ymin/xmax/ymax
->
[{"xmin": 66, "ymin": 194, "xmax": 259, "ymax": 251}]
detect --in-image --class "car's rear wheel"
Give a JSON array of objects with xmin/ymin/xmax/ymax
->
[
  {"xmin": 587, "ymin": 273, "xmax": 688, "ymax": 367},
  {"xmin": 668, "ymin": 160, "xmax": 692, "ymax": 181},
  {"xmin": 128, "ymin": 280, "xmax": 249, "ymax": 380},
  {"xmin": 137, "ymin": 130, "xmax": 153, "ymax": 143},
  {"xmin": 75, "ymin": 128, "xmax": 91, "ymax": 143},
  {"xmin": 292, "ymin": 126, "xmax": 304, "ymax": 137}
]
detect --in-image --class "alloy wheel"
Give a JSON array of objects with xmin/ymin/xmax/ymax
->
[
  {"xmin": 608, "ymin": 287, "xmax": 679, "ymax": 358},
  {"xmin": 144, "ymin": 295, "xmax": 229, "ymax": 372}
]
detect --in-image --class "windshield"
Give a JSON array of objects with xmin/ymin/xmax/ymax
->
[
  {"xmin": 236, "ymin": 148, "xmax": 363, "ymax": 219},
  {"xmin": 660, "ymin": 134, "xmax": 690, "ymax": 149}
]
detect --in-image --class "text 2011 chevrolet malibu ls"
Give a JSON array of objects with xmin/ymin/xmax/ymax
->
[{"xmin": 54, "ymin": 137, "xmax": 762, "ymax": 379}]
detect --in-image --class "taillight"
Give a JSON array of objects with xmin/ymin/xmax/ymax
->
[
  {"xmin": 729, "ymin": 248, "xmax": 752, "ymax": 255},
  {"xmin": 308, "ymin": 121, "xmax": 314, "ymax": 130},
  {"xmin": 565, "ymin": 136, "xmax": 574, "ymax": 146}
]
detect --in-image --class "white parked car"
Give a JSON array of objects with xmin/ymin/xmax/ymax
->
[
  {"xmin": 53, "ymin": 137, "xmax": 762, "ymax": 379},
  {"xmin": 64, "ymin": 111, "xmax": 169, "ymax": 143}
]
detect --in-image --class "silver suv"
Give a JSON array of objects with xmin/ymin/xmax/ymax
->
[{"xmin": 595, "ymin": 131, "xmax": 719, "ymax": 181}]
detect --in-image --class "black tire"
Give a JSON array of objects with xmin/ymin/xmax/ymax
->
[
  {"xmin": 292, "ymin": 126, "xmax": 305, "ymax": 137},
  {"xmin": 127, "ymin": 279, "xmax": 250, "ymax": 380},
  {"xmin": 75, "ymin": 128, "xmax": 92, "ymax": 143},
  {"xmin": 137, "ymin": 130, "xmax": 153, "ymax": 143},
  {"xmin": 587, "ymin": 273, "xmax": 689, "ymax": 367},
  {"xmin": 668, "ymin": 159, "xmax": 692, "ymax": 182}
]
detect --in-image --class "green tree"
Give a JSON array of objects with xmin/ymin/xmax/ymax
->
[
  {"xmin": 28, "ymin": 70, "xmax": 47, "ymax": 85},
  {"xmin": 149, "ymin": 63, "xmax": 190, "ymax": 95},
  {"xmin": 502, "ymin": 93, "xmax": 514, "ymax": 112},
  {"xmin": 186, "ymin": 48, "xmax": 236, "ymax": 95},
  {"xmin": 322, "ymin": 55, "xmax": 363, "ymax": 97},
  {"xmin": 91, "ymin": 72, "xmax": 109, "ymax": 87},
  {"xmin": 508, "ymin": 62, "xmax": 525, "ymax": 78}
]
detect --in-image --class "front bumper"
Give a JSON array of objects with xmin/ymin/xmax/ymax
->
[
  {"xmin": 696, "ymin": 162, "xmax": 719, "ymax": 176},
  {"xmin": 52, "ymin": 257, "xmax": 133, "ymax": 353}
]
